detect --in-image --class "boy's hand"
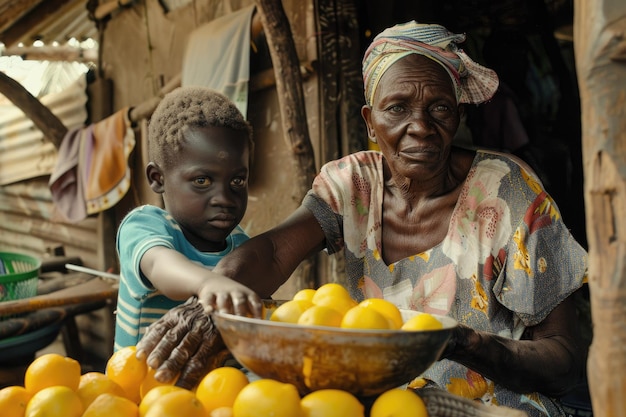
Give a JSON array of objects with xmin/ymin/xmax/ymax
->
[
  {"xmin": 136, "ymin": 297, "xmax": 230, "ymax": 389},
  {"xmin": 196, "ymin": 278, "xmax": 263, "ymax": 318}
]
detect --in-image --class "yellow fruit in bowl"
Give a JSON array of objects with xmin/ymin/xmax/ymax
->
[
  {"xmin": 401, "ymin": 312, "xmax": 443, "ymax": 331},
  {"xmin": 195, "ymin": 366, "xmax": 249, "ymax": 413},
  {"xmin": 139, "ymin": 385, "xmax": 185, "ymax": 417},
  {"xmin": 0, "ymin": 385, "xmax": 32, "ymax": 417},
  {"xmin": 358, "ymin": 298, "xmax": 403, "ymax": 329},
  {"xmin": 297, "ymin": 305, "xmax": 343, "ymax": 327},
  {"xmin": 300, "ymin": 389, "xmax": 364, "ymax": 417},
  {"xmin": 82, "ymin": 393, "xmax": 139, "ymax": 417},
  {"xmin": 24, "ymin": 353, "xmax": 81, "ymax": 394},
  {"xmin": 370, "ymin": 388, "xmax": 428, "ymax": 417},
  {"xmin": 341, "ymin": 305, "xmax": 392, "ymax": 330},
  {"xmin": 232, "ymin": 379, "xmax": 302, "ymax": 417},
  {"xmin": 106, "ymin": 345, "xmax": 149, "ymax": 403},
  {"xmin": 269, "ymin": 299, "xmax": 312, "ymax": 323},
  {"xmin": 292, "ymin": 288, "xmax": 317, "ymax": 303},
  {"xmin": 25, "ymin": 386, "xmax": 83, "ymax": 417},
  {"xmin": 77, "ymin": 371, "xmax": 127, "ymax": 409},
  {"xmin": 144, "ymin": 389, "xmax": 207, "ymax": 417},
  {"xmin": 311, "ymin": 283, "xmax": 351, "ymax": 303}
]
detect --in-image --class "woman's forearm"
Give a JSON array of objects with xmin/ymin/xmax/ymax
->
[{"xmin": 446, "ymin": 325, "xmax": 582, "ymax": 397}]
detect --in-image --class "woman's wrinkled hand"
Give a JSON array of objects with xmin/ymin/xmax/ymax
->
[{"xmin": 135, "ymin": 297, "xmax": 231, "ymax": 390}]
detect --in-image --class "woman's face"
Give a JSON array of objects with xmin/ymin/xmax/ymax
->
[
  {"xmin": 149, "ymin": 126, "xmax": 250, "ymax": 252},
  {"xmin": 362, "ymin": 54, "xmax": 461, "ymax": 182}
]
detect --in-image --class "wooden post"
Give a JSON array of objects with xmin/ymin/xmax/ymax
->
[
  {"xmin": 574, "ymin": 0, "xmax": 626, "ymax": 415},
  {"xmin": 253, "ymin": 0, "xmax": 318, "ymax": 289}
]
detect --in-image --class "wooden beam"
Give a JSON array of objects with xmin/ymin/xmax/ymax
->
[
  {"xmin": 0, "ymin": 71, "xmax": 68, "ymax": 148},
  {"xmin": 0, "ymin": 0, "xmax": 77, "ymax": 47},
  {"xmin": 574, "ymin": 0, "xmax": 626, "ymax": 415}
]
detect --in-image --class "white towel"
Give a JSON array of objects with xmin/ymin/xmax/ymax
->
[{"xmin": 181, "ymin": 5, "xmax": 255, "ymax": 117}]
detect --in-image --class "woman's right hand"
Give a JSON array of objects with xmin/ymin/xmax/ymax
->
[{"xmin": 135, "ymin": 296, "xmax": 231, "ymax": 390}]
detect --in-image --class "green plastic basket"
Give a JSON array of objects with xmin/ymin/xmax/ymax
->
[{"xmin": 0, "ymin": 252, "xmax": 40, "ymax": 302}]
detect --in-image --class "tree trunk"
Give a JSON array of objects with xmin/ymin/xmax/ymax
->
[
  {"xmin": 574, "ymin": 0, "xmax": 626, "ymax": 415},
  {"xmin": 253, "ymin": 0, "xmax": 317, "ymax": 290}
]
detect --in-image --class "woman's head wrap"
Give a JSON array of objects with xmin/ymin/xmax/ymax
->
[{"xmin": 362, "ymin": 21, "xmax": 499, "ymax": 106}]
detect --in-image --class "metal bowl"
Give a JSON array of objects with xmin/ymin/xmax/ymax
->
[{"xmin": 212, "ymin": 300, "xmax": 457, "ymax": 397}]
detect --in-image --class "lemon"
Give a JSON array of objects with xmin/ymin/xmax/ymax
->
[
  {"xmin": 77, "ymin": 371, "xmax": 127, "ymax": 409},
  {"xmin": 311, "ymin": 283, "xmax": 357, "ymax": 315},
  {"xmin": 269, "ymin": 300, "xmax": 312, "ymax": 323},
  {"xmin": 25, "ymin": 386, "xmax": 83, "ymax": 417},
  {"xmin": 232, "ymin": 379, "xmax": 303, "ymax": 417},
  {"xmin": 0, "ymin": 385, "xmax": 32, "ymax": 417},
  {"xmin": 139, "ymin": 385, "xmax": 185, "ymax": 417},
  {"xmin": 24, "ymin": 353, "xmax": 81, "ymax": 394},
  {"xmin": 341, "ymin": 305, "xmax": 392, "ymax": 330},
  {"xmin": 144, "ymin": 389, "xmax": 207, "ymax": 417},
  {"xmin": 297, "ymin": 305, "xmax": 343, "ymax": 327},
  {"xmin": 195, "ymin": 366, "xmax": 249, "ymax": 413},
  {"xmin": 210, "ymin": 407, "xmax": 234, "ymax": 417},
  {"xmin": 106, "ymin": 345, "xmax": 148, "ymax": 403},
  {"xmin": 139, "ymin": 366, "xmax": 176, "ymax": 399},
  {"xmin": 370, "ymin": 388, "xmax": 428, "ymax": 417},
  {"xmin": 311, "ymin": 283, "xmax": 352, "ymax": 303},
  {"xmin": 300, "ymin": 389, "xmax": 364, "ymax": 417},
  {"xmin": 401, "ymin": 312, "xmax": 443, "ymax": 331},
  {"xmin": 358, "ymin": 298, "xmax": 403, "ymax": 329},
  {"xmin": 82, "ymin": 393, "xmax": 139, "ymax": 417},
  {"xmin": 292, "ymin": 288, "xmax": 317, "ymax": 303}
]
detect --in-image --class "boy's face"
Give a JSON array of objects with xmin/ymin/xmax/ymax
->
[{"xmin": 150, "ymin": 126, "xmax": 250, "ymax": 252}]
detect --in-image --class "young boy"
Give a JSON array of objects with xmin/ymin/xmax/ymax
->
[{"xmin": 113, "ymin": 87, "xmax": 256, "ymax": 350}]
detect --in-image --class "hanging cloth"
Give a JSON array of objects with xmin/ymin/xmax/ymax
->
[{"xmin": 181, "ymin": 5, "xmax": 256, "ymax": 117}]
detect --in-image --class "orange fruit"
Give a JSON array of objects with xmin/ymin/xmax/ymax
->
[
  {"xmin": 195, "ymin": 366, "xmax": 249, "ymax": 413},
  {"xmin": 269, "ymin": 300, "xmax": 312, "ymax": 323},
  {"xmin": 77, "ymin": 371, "xmax": 127, "ymax": 409},
  {"xmin": 401, "ymin": 312, "xmax": 443, "ymax": 331},
  {"xmin": 300, "ymin": 389, "xmax": 364, "ymax": 417},
  {"xmin": 24, "ymin": 353, "xmax": 81, "ymax": 394},
  {"xmin": 296, "ymin": 305, "xmax": 343, "ymax": 327},
  {"xmin": 106, "ymin": 346, "xmax": 148, "ymax": 404},
  {"xmin": 232, "ymin": 379, "xmax": 303, "ymax": 417},
  {"xmin": 144, "ymin": 389, "xmax": 207, "ymax": 417},
  {"xmin": 25, "ymin": 386, "xmax": 83, "ymax": 417},
  {"xmin": 358, "ymin": 298, "xmax": 403, "ymax": 329},
  {"xmin": 139, "ymin": 366, "xmax": 176, "ymax": 399},
  {"xmin": 370, "ymin": 388, "xmax": 428, "ymax": 417},
  {"xmin": 82, "ymin": 393, "xmax": 139, "ymax": 417},
  {"xmin": 139, "ymin": 385, "xmax": 185, "ymax": 417},
  {"xmin": 0, "ymin": 385, "xmax": 32, "ymax": 417},
  {"xmin": 292, "ymin": 289, "xmax": 316, "ymax": 303},
  {"xmin": 340, "ymin": 305, "xmax": 392, "ymax": 330}
]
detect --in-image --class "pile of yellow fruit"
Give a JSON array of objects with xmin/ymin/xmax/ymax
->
[
  {"xmin": 270, "ymin": 282, "xmax": 443, "ymax": 332},
  {"xmin": 0, "ymin": 284, "xmax": 440, "ymax": 417},
  {"xmin": 0, "ymin": 348, "xmax": 429, "ymax": 417}
]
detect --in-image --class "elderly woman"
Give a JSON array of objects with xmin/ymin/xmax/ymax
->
[{"xmin": 137, "ymin": 21, "xmax": 587, "ymax": 417}]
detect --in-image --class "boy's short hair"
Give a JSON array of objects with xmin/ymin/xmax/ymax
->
[{"xmin": 148, "ymin": 87, "xmax": 254, "ymax": 168}]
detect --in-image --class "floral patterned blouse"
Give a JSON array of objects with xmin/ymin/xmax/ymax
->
[{"xmin": 302, "ymin": 149, "xmax": 587, "ymax": 417}]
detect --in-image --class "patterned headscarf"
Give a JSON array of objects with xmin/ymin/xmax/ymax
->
[{"xmin": 362, "ymin": 21, "xmax": 499, "ymax": 105}]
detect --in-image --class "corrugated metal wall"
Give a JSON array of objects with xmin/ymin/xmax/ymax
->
[{"xmin": 0, "ymin": 69, "xmax": 100, "ymax": 267}]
